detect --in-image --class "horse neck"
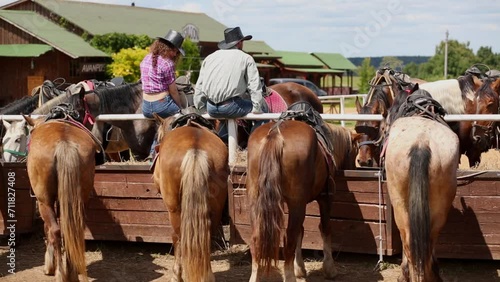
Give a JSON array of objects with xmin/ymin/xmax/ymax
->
[
  {"xmin": 329, "ymin": 125, "xmax": 355, "ymax": 169},
  {"xmin": 96, "ymin": 83, "xmax": 142, "ymax": 114}
]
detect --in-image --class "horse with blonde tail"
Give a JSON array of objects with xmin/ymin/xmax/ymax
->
[
  {"xmin": 152, "ymin": 112, "xmax": 228, "ymax": 282},
  {"xmin": 25, "ymin": 113, "xmax": 98, "ymax": 282}
]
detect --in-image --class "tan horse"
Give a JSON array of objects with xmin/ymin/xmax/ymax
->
[
  {"xmin": 152, "ymin": 113, "xmax": 229, "ymax": 282},
  {"xmin": 384, "ymin": 89, "xmax": 459, "ymax": 281},
  {"xmin": 25, "ymin": 115, "xmax": 99, "ymax": 282},
  {"xmin": 246, "ymin": 115, "xmax": 360, "ymax": 281}
]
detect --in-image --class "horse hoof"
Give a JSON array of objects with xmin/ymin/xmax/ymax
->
[{"xmin": 323, "ymin": 265, "xmax": 338, "ymax": 280}]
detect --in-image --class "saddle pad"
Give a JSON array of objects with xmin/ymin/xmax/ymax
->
[{"xmin": 265, "ymin": 90, "xmax": 288, "ymax": 113}]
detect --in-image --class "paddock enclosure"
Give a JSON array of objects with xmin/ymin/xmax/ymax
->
[{"xmin": 1, "ymin": 160, "xmax": 500, "ymax": 260}]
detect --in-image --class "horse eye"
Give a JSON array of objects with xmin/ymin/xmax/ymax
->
[{"xmin": 15, "ymin": 137, "xmax": 21, "ymax": 143}]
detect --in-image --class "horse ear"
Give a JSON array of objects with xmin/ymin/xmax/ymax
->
[
  {"xmin": 355, "ymin": 97, "xmax": 362, "ymax": 113},
  {"xmin": 2, "ymin": 119, "xmax": 11, "ymax": 130},
  {"xmin": 351, "ymin": 132, "xmax": 362, "ymax": 143},
  {"xmin": 411, "ymin": 83, "xmax": 419, "ymax": 93},
  {"xmin": 23, "ymin": 115, "xmax": 36, "ymax": 127}
]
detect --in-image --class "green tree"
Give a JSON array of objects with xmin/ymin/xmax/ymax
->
[
  {"xmin": 476, "ymin": 46, "xmax": 500, "ymax": 70},
  {"xmin": 107, "ymin": 47, "xmax": 149, "ymax": 82},
  {"xmin": 379, "ymin": 56, "xmax": 404, "ymax": 70},
  {"xmin": 403, "ymin": 62, "xmax": 419, "ymax": 77},
  {"xmin": 358, "ymin": 58, "xmax": 376, "ymax": 93},
  {"xmin": 176, "ymin": 38, "xmax": 202, "ymax": 82},
  {"xmin": 425, "ymin": 40, "xmax": 477, "ymax": 80},
  {"xmin": 90, "ymin": 33, "xmax": 153, "ymax": 54}
]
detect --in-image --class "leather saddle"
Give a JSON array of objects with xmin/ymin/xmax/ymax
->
[{"xmin": 170, "ymin": 107, "xmax": 214, "ymax": 131}]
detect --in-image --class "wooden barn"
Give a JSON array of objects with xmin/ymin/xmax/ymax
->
[{"xmin": 0, "ymin": 9, "xmax": 108, "ymax": 105}]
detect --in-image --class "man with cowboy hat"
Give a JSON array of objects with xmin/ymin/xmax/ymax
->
[
  {"xmin": 140, "ymin": 29, "xmax": 186, "ymax": 160},
  {"xmin": 194, "ymin": 26, "xmax": 267, "ymax": 142}
]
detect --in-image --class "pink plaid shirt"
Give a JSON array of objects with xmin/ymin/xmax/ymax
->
[{"xmin": 140, "ymin": 53, "xmax": 176, "ymax": 93}]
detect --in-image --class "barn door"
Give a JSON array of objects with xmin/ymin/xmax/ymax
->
[{"xmin": 27, "ymin": 76, "xmax": 44, "ymax": 95}]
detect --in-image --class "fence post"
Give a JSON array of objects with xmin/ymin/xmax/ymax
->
[{"xmin": 227, "ymin": 119, "xmax": 238, "ymax": 165}]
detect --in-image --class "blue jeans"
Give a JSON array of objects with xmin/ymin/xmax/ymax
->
[
  {"xmin": 142, "ymin": 96, "xmax": 180, "ymax": 118},
  {"xmin": 142, "ymin": 96, "xmax": 180, "ymax": 158},
  {"xmin": 207, "ymin": 96, "xmax": 267, "ymax": 143}
]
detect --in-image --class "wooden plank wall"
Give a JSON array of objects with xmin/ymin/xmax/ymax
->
[
  {"xmin": 0, "ymin": 163, "xmax": 36, "ymax": 235},
  {"xmin": 229, "ymin": 166, "xmax": 401, "ymax": 256},
  {"xmin": 84, "ymin": 165, "xmax": 173, "ymax": 243}
]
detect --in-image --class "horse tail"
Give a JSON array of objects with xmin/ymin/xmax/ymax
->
[
  {"xmin": 252, "ymin": 129, "xmax": 285, "ymax": 274},
  {"xmin": 180, "ymin": 149, "xmax": 211, "ymax": 282},
  {"xmin": 408, "ymin": 143, "xmax": 432, "ymax": 278},
  {"xmin": 55, "ymin": 142, "xmax": 87, "ymax": 280}
]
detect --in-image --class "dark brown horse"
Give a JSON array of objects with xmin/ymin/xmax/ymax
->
[
  {"xmin": 354, "ymin": 68, "xmax": 414, "ymax": 167},
  {"xmin": 24, "ymin": 96, "xmax": 99, "ymax": 281},
  {"xmin": 246, "ymin": 110, "xmax": 359, "ymax": 281},
  {"xmin": 383, "ymin": 89, "xmax": 459, "ymax": 281},
  {"xmin": 152, "ymin": 113, "xmax": 229, "ymax": 281}
]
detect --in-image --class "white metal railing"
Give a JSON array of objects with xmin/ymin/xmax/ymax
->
[
  {"xmin": 4, "ymin": 112, "xmax": 500, "ymax": 164},
  {"xmin": 319, "ymin": 94, "xmax": 368, "ymax": 126}
]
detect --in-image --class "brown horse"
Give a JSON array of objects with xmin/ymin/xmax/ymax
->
[
  {"xmin": 152, "ymin": 113, "xmax": 229, "ymax": 282},
  {"xmin": 233, "ymin": 82, "xmax": 324, "ymax": 149},
  {"xmin": 246, "ymin": 109, "xmax": 359, "ymax": 281},
  {"xmin": 269, "ymin": 82, "xmax": 324, "ymax": 113},
  {"xmin": 24, "ymin": 113, "xmax": 99, "ymax": 281},
  {"xmin": 354, "ymin": 68, "xmax": 415, "ymax": 167},
  {"xmin": 471, "ymin": 77, "xmax": 500, "ymax": 153},
  {"xmin": 383, "ymin": 89, "xmax": 459, "ymax": 281}
]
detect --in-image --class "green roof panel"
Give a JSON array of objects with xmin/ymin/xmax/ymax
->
[
  {"xmin": 243, "ymin": 40, "xmax": 275, "ymax": 54},
  {"xmin": 285, "ymin": 67, "xmax": 344, "ymax": 74},
  {"xmin": 0, "ymin": 44, "xmax": 52, "ymax": 57},
  {"xmin": 274, "ymin": 51, "xmax": 326, "ymax": 68},
  {"xmin": 312, "ymin": 52, "xmax": 357, "ymax": 70},
  {"xmin": 34, "ymin": 0, "xmax": 228, "ymax": 42},
  {"xmin": 0, "ymin": 10, "xmax": 108, "ymax": 58}
]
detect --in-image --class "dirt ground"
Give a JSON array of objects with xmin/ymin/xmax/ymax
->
[{"xmin": 0, "ymin": 223, "xmax": 499, "ymax": 282}]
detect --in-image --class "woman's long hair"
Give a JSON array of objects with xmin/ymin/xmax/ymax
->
[{"xmin": 150, "ymin": 39, "xmax": 181, "ymax": 69}]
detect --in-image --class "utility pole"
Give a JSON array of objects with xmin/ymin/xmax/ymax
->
[{"xmin": 444, "ymin": 30, "xmax": 449, "ymax": 79}]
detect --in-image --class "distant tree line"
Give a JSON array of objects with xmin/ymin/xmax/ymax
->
[{"xmin": 354, "ymin": 40, "xmax": 500, "ymax": 93}]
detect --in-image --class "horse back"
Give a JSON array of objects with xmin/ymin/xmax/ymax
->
[
  {"xmin": 270, "ymin": 82, "xmax": 323, "ymax": 113},
  {"xmin": 247, "ymin": 120, "xmax": 328, "ymax": 201}
]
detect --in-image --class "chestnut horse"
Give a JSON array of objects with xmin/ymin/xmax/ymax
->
[
  {"xmin": 269, "ymin": 82, "xmax": 324, "ymax": 113},
  {"xmin": 246, "ymin": 106, "xmax": 359, "ymax": 281},
  {"xmin": 24, "ymin": 101, "xmax": 99, "ymax": 281},
  {"xmin": 152, "ymin": 113, "xmax": 229, "ymax": 281},
  {"xmin": 383, "ymin": 89, "xmax": 459, "ymax": 282}
]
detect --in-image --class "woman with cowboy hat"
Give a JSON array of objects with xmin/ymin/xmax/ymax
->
[
  {"xmin": 140, "ymin": 29, "xmax": 186, "ymax": 119},
  {"xmin": 194, "ymin": 26, "xmax": 267, "ymax": 142},
  {"xmin": 140, "ymin": 29, "xmax": 186, "ymax": 159}
]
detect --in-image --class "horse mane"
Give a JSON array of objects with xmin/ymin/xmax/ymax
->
[
  {"xmin": 0, "ymin": 95, "xmax": 40, "ymax": 115},
  {"xmin": 32, "ymin": 94, "xmax": 71, "ymax": 114},
  {"xmin": 476, "ymin": 78, "xmax": 498, "ymax": 101},
  {"xmin": 95, "ymin": 82, "xmax": 142, "ymax": 113},
  {"xmin": 327, "ymin": 124, "xmax": 356, "ymax": 169},
  {"xmin": 366, "ymin": 86, "xmax": 392, "ymax": 109},
  {"xmin": 419, "ymin": 76, "xmax": 475, "ymax": 114}
]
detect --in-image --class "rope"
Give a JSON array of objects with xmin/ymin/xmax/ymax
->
[{"xmin": 373, "ymin": 169, "xmax": 385, "ymax": 271}]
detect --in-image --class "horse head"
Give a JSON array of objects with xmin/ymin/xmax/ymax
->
[
  {"xmin": 2, "ymin": 119, "xmax": 28, "ymax": 162},
  {"xmin": 472, "ymin": 77, "xmax": 500, "ymax": 152}
]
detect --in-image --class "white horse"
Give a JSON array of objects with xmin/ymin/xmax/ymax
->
[{"xmin": 2, "ymin": 119, "xmax": 29, "ymax": 162}]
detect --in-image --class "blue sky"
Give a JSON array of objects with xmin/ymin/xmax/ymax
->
[{"xmin": 2, "ymin": 0, "xmax": 499, "ymax": 57}]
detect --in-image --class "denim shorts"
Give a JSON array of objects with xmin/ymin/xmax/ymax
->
[{"xmin": 142, "ymin": 96, "xmax": 180, "ymax": 118}]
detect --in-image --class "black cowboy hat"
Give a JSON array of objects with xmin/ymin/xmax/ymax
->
[
  {"xmin": 218, "ymin": 27, "xmax": 252, "ymax": 49},
  {"xmin": 156, "ymin": 29, "xmax": 185, "ymax": 56}
]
